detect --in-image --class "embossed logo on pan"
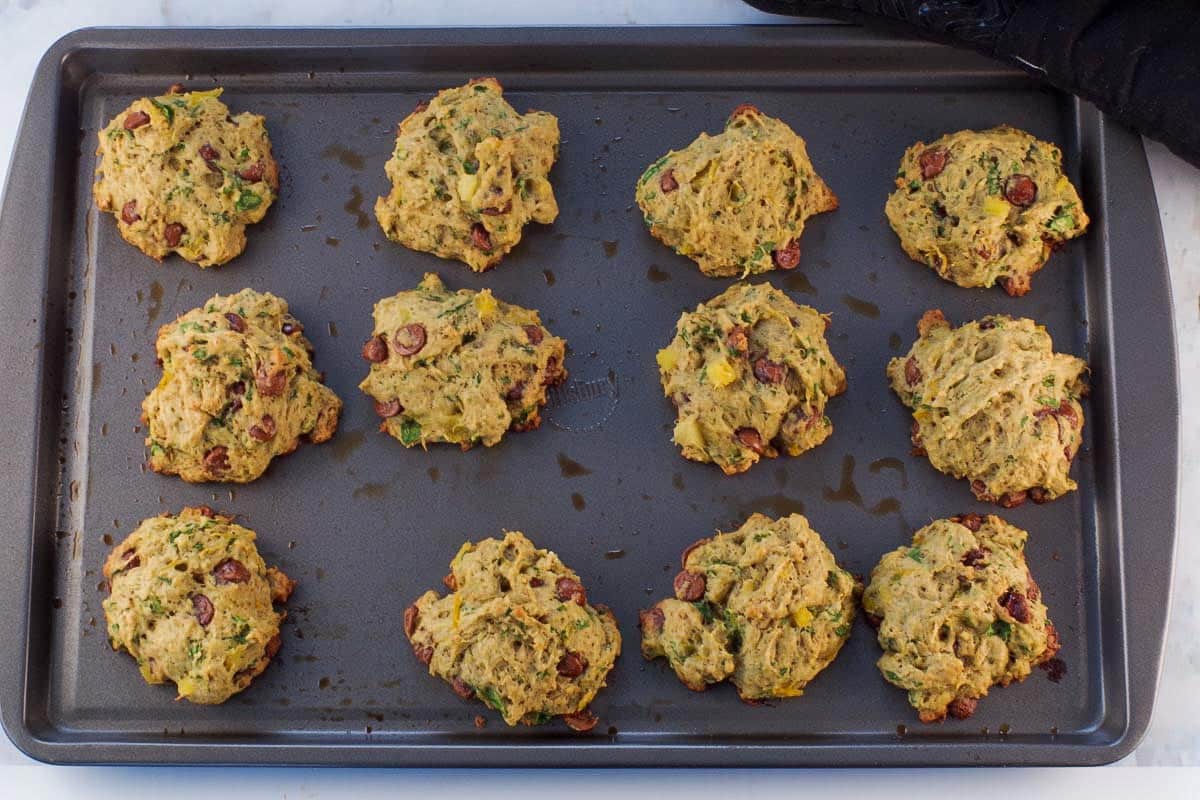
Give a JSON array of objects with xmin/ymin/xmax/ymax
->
[{"xmin": 545, "ymin": 361, "xmax": 619, "ymax": 433}]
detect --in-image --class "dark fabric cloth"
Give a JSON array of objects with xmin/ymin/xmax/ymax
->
[{"xmin": 742, "ymin": 1, "xmax": 1200, "ymax": 168}]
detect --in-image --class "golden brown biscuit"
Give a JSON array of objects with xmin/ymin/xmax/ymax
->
[
  {"xmin": 142, "ymin": 289, "xmax": 342, "ymax": 483},
  {"xmin": 635, "ymin": 104, "xmax": 837, "ymax": 277},
  {"xmin": 656, "ymin": 282, "xmax": 845, "ymax": 474},
  {"xmin": 359, "ymin": 273, "xmax": 566, "ymax": 450},
  {"xmin": 863, "ymin": 514, "xmax": 1059, "ymax": 722},
  {"xmin": 885, "ymin": 126, "xmax": 1088, "ymax": 295},
  {"xmin": 888, "ymin": 309, "xmax": 1087, "ymax": 506},
  {"xmin": 375, "ymin": 78, "xmax": 559, "ymax": 271},
  {"xmin": 93, "ymin": 85, "xmax": 278, "ymax": 267},
  {"xmin": 641, "ymin": 513, "xmax": 859, "ymax": 701},
  {"xmin": 405, "ymin": 531, "xmax": 621, "ymax": 730},
  {"xmin": 102, "ymin": 506, "xmax": 294, "ymax": 704}
]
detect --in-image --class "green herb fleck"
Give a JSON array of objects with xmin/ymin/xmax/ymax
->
[
  {"xmin": 723, "ymin": 608, "xmax": 743, "ymax": 654},
  {"xmin": 480, "ymin": 686, "xmax": 507, "ymax": 716},
  {"xmin": 400, "ymin": 420, "xmax": 422, "ymax": 445},
  {"xmin": 1047, "ymin": 204, "xmax": 1076, "ymax": 233},
  {"xmin": 438, "ymin": 299, "xmax": 472, "ymax": 318},
  {"xmin": 639, "ymin": 155, "xmax": 669, "ymax": 185},
  {"xmin": 987, "ymin": 619, "xmax": 1013, "ymax": 641},
  {"xmin": 235, "ymin": 191, "xmax": 262, "ymax": 212},
  {"xmin": 984, "ymin": 157, "xmax": 1001, "ymax": 195},
  {"xmin": 228, "ymin": 618, "xmax": 251, "ymax": 646},
  {"xmin": 149, "ymin": 98, "xmax": 175, "ymax": 124}
]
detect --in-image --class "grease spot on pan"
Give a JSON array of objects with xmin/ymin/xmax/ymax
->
[
  {"xmin": 344, "ymin": 186, "xmax": 370, "ymax": 229},
  {"xmin": 869, "ymin": 497, "xmax": 901, "ymax": 516},
  {"xmin": 557, "ymin": 453, "xmax": 592, "ymax": 478},
  {"xmin": 331, "ymin": 430, "xmax": 364, "ymax": 463},
  {"xmin": 840, "ymin": 294, "xmax": 880, "ymax": 319},
  {"xmin": 869, "ymin": 456, "xmax": 907, "ymax": 488},
  {"xmin": 320, "ymin": 144, "xmax": 365, "ymax": 170},
  {"xmin": 147, "ymin": 281, "xmax": 164, "ymax": 325},
  {"xmin": 1039, "ymin": 658, "xmax": 1067, "ymax": 683},
  {"xmin": 784, "ymin": 272, "xmax": 816, "ymax": 295},
  {"xmin": 353, "ymin": 482, "xmax": 388, "ymax": 499},
  {"xmin": 646, "ymin": 264, "xmax": 671, "ymax": 283},
  {"xmin": 822, "ymin": 455, "xmax": 862, "ymax": 507}
]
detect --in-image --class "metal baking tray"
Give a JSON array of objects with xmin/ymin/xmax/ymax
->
[{"xmin": 0, "ymin": 26, "xmax": 1178, "ymax": 767}]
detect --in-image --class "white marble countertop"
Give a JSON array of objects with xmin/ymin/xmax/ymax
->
[{"xmin": 0, "ymin": 0, "xmax": 1196, "ymax": 792}]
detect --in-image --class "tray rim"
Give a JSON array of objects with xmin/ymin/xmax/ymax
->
[{"xmin": 0, "ymin": 24, "xmax": 1179, "ymax": 768}]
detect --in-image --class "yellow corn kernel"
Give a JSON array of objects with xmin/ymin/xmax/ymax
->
[
  {"xmin": 457, "ymin": 173, "xmax": 480, "ymax": 203},
  {"xmin": 656, "ymin": 347, "xmax": 678, "ymax": 372},
  {"xmin": 692, "ymin": 160, "xmax": 716, "ymax": 186},
  {"xmin": 673, "ymin": 417, "xmax": 705, "ymax": 450},
  {"xmin": 707, "ymin": 355, "xmax": 737, "ymax": 388},
  {"xmin": 156, "ymin": 369, "xmax": 174, "ymax": 391},
  {"xmin": 450, "ymin": 542, "xmax": 474, "ymax": 570},
  {"xmin": 473, "ymin": 290, "xmax": 498, "ymax": 319},
  {"xmin": 452, "ymin": 594, "xmax": 462, "ymax": 629},
  {"xmin": 791, "ymin": 607, "xmax": 814, "ymax": 628},
  {"xmin": 773, "ymin": 686, "xmax": 804, "ymax": 698},
  {"xmin": 982, "ymin": 196, "xmax": 1009, "ymax": 218},
  {"xmin": 174, "ymin": 676, "xmax": 197, "ymax": 697},
  {"xmin": 185, "ymin": 88, "xmax": 223, "ymax": 107}
]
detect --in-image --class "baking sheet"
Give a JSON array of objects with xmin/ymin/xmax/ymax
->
[{"xmin": 0, "ymin": 26, "xmax": 1178, "ymax": 766}]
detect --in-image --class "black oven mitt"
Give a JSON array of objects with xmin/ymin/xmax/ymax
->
[{"xmin": 741, "ymin": 0, "xmax": 1200, "ymax": 168}]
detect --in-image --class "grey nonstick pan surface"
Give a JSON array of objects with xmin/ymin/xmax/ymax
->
[{"xmin": 0, "ymin": 26, "xmax": 1178, "ymax": 766}]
